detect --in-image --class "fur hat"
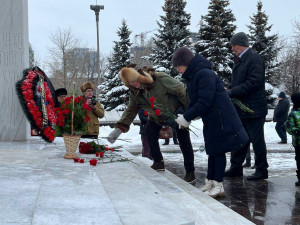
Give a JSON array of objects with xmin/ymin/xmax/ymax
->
[
  {"xmin": 55, "ymin": 88, "xmax": 67, "ymax": 97},
  {"xmin": 230, "ymin": 32, "xmax": 249, "ymax": 47},
  {"xmin": 278, "ymin": 91, "xmax": 286, "ymax": 98},
  {"xmin": 120, "ymin": 67, "xmax": 153, "ymax": 87},
  {"xmin": 80, "ymin": 82, "xmax": 94, "ymax": 93},
  {"xmin": 172, "ymin": 47, "xmax": 195, "ymax": 67}
]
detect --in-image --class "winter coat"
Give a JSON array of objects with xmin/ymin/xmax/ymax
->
[
  {"xmin": 83, "ymin": 99, "xmax": 104, "ymax": 136},
  {"xmin": 116, "ymin": 72, "xmax": 189, "ymax": 132},
  {"xmin": 228, "ymin": 48, "xmax": 268, "ymax": 119},
  {"xmin": 138, "ymin": 108, "xmax": 148, "ymax": 136},
  {"xmin": 286, "ymin": 108, "xmax": 300, "ymax": 147},
  {"xmin": 273, "ymin": 98, "xmax": 290, "ymax": 123},
  {"xmin": 182, "ymin": 54, "xmax": 249, "ymax": 156}
]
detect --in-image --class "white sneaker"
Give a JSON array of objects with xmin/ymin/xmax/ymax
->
[
  {"xmin": 199, "ymin": 178, "xmax": 213, "ymax": 192},
  {"xmin": 207, "ymin": 180, "xmax": 225, "ymax": 198}
]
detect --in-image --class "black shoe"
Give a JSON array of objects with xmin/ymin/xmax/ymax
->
[
  {"xmin": 247, "ymin": 171, "xmax": 268, "ymax": 180},
  {"xmin": 162, "ymin": 142, "xmax": 169, "ymax": 145},
  {"xmin": 151, "ymin": 161, "xmax": 165, "ymax": 171},
  {"xmin": 251, "ymin": 164, "xmax": 256, "ymax": 169},
  {"xmin": 277, "ymin": 140, "xmax": 287, "ymax": 144},
  {"xmin": 242, "ymin": 161, "xmax": 251, "ymax": 168},
  {"xmin": 224, "ymin": 168, "xmax": 243, "ymax": 177},
  {"xmin": 174, "ymin": 141, "xmax": 179, "ymax": 145},
  {"xmin": 184, "ymin": 172, "xmax": 196, "ymax": 184},
  {"xmin": 296, "ymin": 180, "xmax": 300, "ymax": 186}
]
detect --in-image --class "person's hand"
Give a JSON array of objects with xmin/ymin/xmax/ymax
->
[
  {"xmin": 107, "ymin": 128, "xmax": 122, "ymax": 143},
  {"xmin": 175, "ymin": 115, "xmax": 191, "ymax": 129},
  {"xmin": 86, "ymin": 98, "xmax": 96, "ymax": 110}
]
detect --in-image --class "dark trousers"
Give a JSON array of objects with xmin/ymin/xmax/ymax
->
[
  {"xmin": 145, "ymin": 120, "xmax": 195, "ymax": 172},
  {"xmin": 295, "ymin": 146, "xmax": 300, "ymax": 180},
  {"xmin": 275, "ymin": 122, "xmax": 287, "ymax": 141},
  {"xmin": 207, "ymin": 154, "xmax": 226, "ymax": 182},
  {"xmin": 230, "ymin": 117, "xmax": 268, "ymax": 172},
  {"xmin": 141, "ymin": 135, "xmax": 152, "ymax": 160}
]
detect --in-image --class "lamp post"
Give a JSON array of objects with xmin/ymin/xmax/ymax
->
[{"xmin": 90, "ymin": 3, "xmax": 104, "ymax": 97}]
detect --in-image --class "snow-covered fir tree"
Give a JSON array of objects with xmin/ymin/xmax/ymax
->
[
  {"xmin": 194, "ymin": 0, "xmax": 236, "ymax": 86},
  {"xmin": 247, "ymin": 0, "xmax": 280, "ymax": 83},
  {"xmin": 99, "ymin": 20, "xmax": 132, "ymax": 111},
  {"xmin": 150, "ymin": 0, "xmax": 191, "ymax": 78}
]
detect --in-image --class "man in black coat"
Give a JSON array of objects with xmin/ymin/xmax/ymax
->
[
  {"xmin": 225, "ymin": 32, "xmax": 269, "ymax": 180},
  {"xmin": 273, "ymin": 91, "xmax": 290, "ymax": 144}
]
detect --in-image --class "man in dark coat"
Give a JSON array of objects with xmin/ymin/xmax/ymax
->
[
  {"xmin": 172, "ymin": 47, "xmax": 249, "ymax": 198},
  {"xmin": 273, "ymin": 91, "xmax": 290, "ymax": 144},
  {"xmin": 225, "ymin": 32, "xmax": 269, "ymax": 180}
]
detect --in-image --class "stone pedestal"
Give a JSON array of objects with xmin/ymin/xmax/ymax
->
[{"xmin": 0, "ymin": 0, "xmax": 30, "ymax": 141}]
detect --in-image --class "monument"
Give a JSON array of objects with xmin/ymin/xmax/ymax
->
[{"xmin": 0, "ymin": 0, "xmax": 30, "ymax": 141}]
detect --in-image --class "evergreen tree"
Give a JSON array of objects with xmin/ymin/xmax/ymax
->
[
  {"xmin": 247, "ymin": 0, "xmax": 280, "ymax": 83},
  {"xmin": 194, "ymin": 0, "xmax": 236, "ymax": 86},
  {"xmin": 151, "ymin": 0, "xmax": 191, "ymax": 78},
  {"xmin": 99, "ymin": 20, "xmax": 132, "ymax": 111}
]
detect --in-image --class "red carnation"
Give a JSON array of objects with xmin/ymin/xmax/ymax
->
[
  {"xmin": 85, "ymin": 116, "xmax": 90, "ymax": 122},
  {"xmin": 100, "ymin": 152, "xmax": 104, "ymax": 158},
  {"xmin": 90, "ymin": 158, "xmax": 98, "ymax": 166},
  {"xmin": 155, "ymin": 109, "xmax": 161, "ymax": 116},
  {"xmin": 79, "ymin": 158, "xmax": 85, "ymax": 163},
  {"xmin": 151, "ymin": 103, "xmax": 154, "ymax": 109},
  {"xmin": 149, "ymin": 96, "xmax": 155, "ymax": 103},
  {"xmin": 73, "ymin": 158, "xmax": 80, "ymax": 163},
  {"xmin": 144, "ymin": 110, "xmax": 148, "ymax": 116}
]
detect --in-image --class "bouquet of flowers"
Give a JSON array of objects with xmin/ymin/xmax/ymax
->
[
  {"xmin": 78, "ymin": 141, "xmax": 113, "ymax": 154},
  {"xmin": 55, "ymin": 96, "xmax": 91, "ymax": 136}
]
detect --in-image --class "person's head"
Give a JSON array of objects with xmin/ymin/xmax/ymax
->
[
  {"xmin": 278, "ymin": 91, "xmax": 286, "ymax": 100},
  {"xmin": 230, "ymin": 32, "xmax": 249, "ymax": 56},
  {"xmin": 291, "ymin": 93, "xmax": 300, "ymax": 109},
  {"xmin": 172, "ymin": 47, "xmax": 194, "ymax": 74},
  {"xmin": 80, "ymin": 82, "xmax": 95, "ymax": 99},
  {"xmin": 55, "ymin": 88, "xmax": 68, "ymax": 103},
  {"xmin": 120, "ymin": 67, "xmax": 153, "ymax": 89}
]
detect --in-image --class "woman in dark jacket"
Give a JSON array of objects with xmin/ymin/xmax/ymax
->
[{"xmin": 173, "ymin": 47, "xmax": 249, "ymax": 198}]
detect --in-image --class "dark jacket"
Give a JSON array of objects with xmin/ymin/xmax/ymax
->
[
  {"xmin": 273, "ymin": 98, "xmax": 290, "ymax": 123},
  {"xmin": 182, "ymin": 54, "xmax": 249, "ymax": 156},
  {"xmin": 228, "ymin": 48, "xmax": 268, "ymax": 119},
  {"xmin": 138, "ymin": 108, "xmax": 148, "ymax": 136}
]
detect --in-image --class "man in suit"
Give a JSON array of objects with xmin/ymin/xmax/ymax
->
[{"xmin": 225, "ymin": 32, "xmax": 269, "ymax": 180}]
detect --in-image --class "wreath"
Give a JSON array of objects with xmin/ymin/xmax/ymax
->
[{"xmin": 15, "ymin": 67, "xmax": 57, "ymax": 142}]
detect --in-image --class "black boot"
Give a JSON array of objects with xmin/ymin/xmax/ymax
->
[
  {"xmin": 184, "ymin": 171, "xmax": 196, "ymax": 184},
  {"xmin": 224, "ymin": 168, "xmax": 243, "ymax": 177},
  {"xmin": 151, "ymin": 161, "xmax": 165, "ymax": 171},
  {"xmin": 247, "ymin": 170, "xmax": 268, "ymax": 180},
  {"xmin": 162, "ymin": 139, "xmax": 169, "ymax": 145}
]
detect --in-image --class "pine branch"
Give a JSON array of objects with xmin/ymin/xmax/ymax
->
[{"xmin": 231, "ymin": 98, "xmax": 254, "ymax": 114}]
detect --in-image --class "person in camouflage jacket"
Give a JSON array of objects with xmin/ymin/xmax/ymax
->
[
  {"xmin": 107, "ymin": 66, "xmax": 196, "ymax": 184},
  {"xmin": 285, "ymin": 92, "xmax": 300, "ymax": 186}
]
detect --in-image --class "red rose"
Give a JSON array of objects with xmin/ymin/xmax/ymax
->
[
  {"xmin": 73, "ymin": 158, "xmax": 80, "ymax": 163},
  {"xmin": 151, "ymin": 103, "xmax": 154, "ymax": 109},
  {"xmin": 89, "ymin": 159, "xmax": 98, "ymax": 166},
  {"xmin": 149, "ymin": 96, "xmax": 155, "ymax": 103},
  {"xmin": 144, "ymin": 110, "xmax": 148, "ymax": 116},
  {"xmin": 100, "ymin": 152, "xmax": 104, "ymax": 158},
  {"xmin": 79, "ymin": 158, "xmax": 85, "ymax": 163},
  {"xmin": 155, "ymin": 109, "xmax": 161, "ymax": 116},
  {"xmin": 95, "ymin": 152, "xmax": 99, "ymax": 157}
]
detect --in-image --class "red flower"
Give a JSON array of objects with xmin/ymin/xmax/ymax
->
[
  {"xmin": 100, "ymin": 152, "xmax": 104, "ymax": 158},
  {"xmin": 89, "ymin": 159, "xmax": 98, "ymax": 166},
  {"xmin": 74, "ymin": 97, "xmax": 80, "ymax": 103},
  {"xmin": 79, "ymin": 158, "xmax": 85, "ymax": 163},
  {"xmin": 155, "ymin": 109, "xmax": 161, "ymax": 116},
  {"xmin": 151, "ymin": 103, "xmax": 154, "ymax": 109},
  {"xmin": 95, "ymin": 152, "xmax": 99, "ymax": 157},
  {"xmin": 85, "ymin": 116, "xmax": 90, "ymax": 122},
  {"xmin": 149, "ymin": 96, "xmax": 155, "ymax": 103},
  {"xmin": 73, "ymin": 158, "xmax": 80, "ymax": 163},
  {"xmin": 144, "ymin": 110, "xmax": 148, "ymax": 116}
]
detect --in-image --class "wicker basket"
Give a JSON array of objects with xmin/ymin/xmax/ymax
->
[{"xmin": 63, "ymin": 134, "xmax": 81, "ymax": 159}]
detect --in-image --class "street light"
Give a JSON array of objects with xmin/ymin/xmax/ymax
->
[{"xmin": 90, "ymin": 3, "xmax": 104, "ymax": 97}]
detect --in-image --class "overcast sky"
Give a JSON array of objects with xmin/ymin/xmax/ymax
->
[{"xmin": 28, "ymin": 0, "xmax": 300, "ymax": 66}]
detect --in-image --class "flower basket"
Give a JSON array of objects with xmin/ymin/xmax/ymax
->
[{"xmin": 63, "ymin": 134, "xmax": 82, "ymax": 159}]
